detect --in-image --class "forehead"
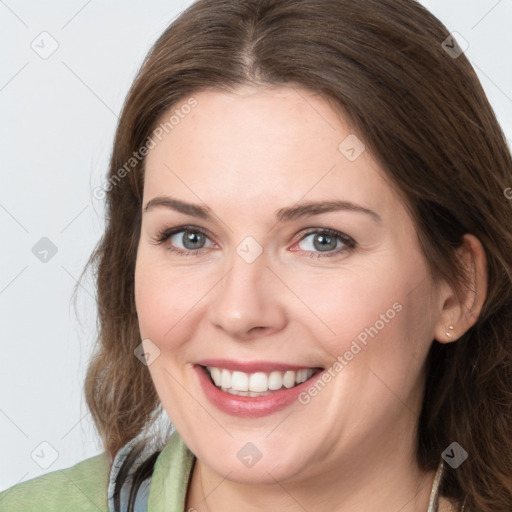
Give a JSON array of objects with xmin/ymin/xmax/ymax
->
[{"xmin": 142, "ymin": 86, "xmax": 404, "ymax": 223}]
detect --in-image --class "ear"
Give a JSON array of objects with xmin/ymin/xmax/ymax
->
[{"xmin": 433, "ymin": 233, "xmax": 488, "ymax": 344}]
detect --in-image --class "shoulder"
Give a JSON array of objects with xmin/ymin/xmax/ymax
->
[{"xmin": 0, "ymin": 452, "xmax": 111, "ymax": 512}]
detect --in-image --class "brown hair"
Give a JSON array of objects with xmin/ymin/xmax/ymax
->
[{"xmin": 81, "ymin": 0, "xmax": 512, "ymax": 510}]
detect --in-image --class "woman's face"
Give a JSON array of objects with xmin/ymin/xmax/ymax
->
[{"xmin": 135, "ymin": 86, "xmax": 443, "ymax": 484}]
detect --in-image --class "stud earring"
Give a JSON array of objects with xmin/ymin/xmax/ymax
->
[{"xmin": 445, "ymin": 325, "xmax": 454, "ymax": 338}]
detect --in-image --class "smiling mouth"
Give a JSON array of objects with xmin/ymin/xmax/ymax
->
[{"xmin": 201, "ymin": 365, "xmax": 323, "ymax": 397}]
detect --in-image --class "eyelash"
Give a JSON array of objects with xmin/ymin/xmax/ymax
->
[{"xmin": 151, "ymin": 225, "xmax": 356, "ymax": 259}]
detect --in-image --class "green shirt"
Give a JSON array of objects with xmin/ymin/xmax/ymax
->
[{"xmin": 0, "ymin": 431, "xmax": 196, "ymax": 512}]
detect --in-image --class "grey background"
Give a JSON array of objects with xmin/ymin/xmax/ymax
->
[{"xmin": 1, "ymin": 0, "xmax": 511, "ymax": 491}]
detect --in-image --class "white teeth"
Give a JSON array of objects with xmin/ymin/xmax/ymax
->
[
  {"xmin": 268, "ymin": 371, "xmax": 283, "ymax": 390},
  {"xmin": 206, "ymin": 366, "xmax": 316, "ymax": 395},
  {"xmin": 231, "ymin": 371, "xmax": 249, "ymax": 391},
  {"xmin": 283, "ymin": 370, "xmax": 295, "ymax": 388},
  {"xmin": 296, "ymin": 368, "xmax": 307, "ymax": 384},
  {"xmin": 210, "ymin": 367, "xmax": 222, "ymax": 387},
  {"xmin": 221, "ymin": 368, "xmax": 231, "ymax": 389},
  {"xmin": 249, "ymin": 372, "xmax": 268, "ymax": 392}
]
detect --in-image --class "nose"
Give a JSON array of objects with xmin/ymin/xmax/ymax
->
[{"xmin": 207, "ymin": 250, "xmax": 287, "ymax": 341}]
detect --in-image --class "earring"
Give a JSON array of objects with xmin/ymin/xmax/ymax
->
[{"xmin": 445, "ymin": 324, "xmax": 454, "ymax": 338}]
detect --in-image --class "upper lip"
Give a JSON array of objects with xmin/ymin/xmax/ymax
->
[{"xmin": 196, "ymin": 358, "xmax": 323, "ymax": 373}]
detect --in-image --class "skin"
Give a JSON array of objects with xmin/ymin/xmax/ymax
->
[{"xmin": 134, "ymin": 86, "xmax": 487, "ymax": 511}]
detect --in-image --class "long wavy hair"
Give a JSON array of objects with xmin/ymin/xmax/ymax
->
[{"xmin": 80, "ymin": 0, "xmax": 512, "ymax": 510}]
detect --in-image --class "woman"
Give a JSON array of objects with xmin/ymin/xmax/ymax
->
[{"xmin": 1, "ymin": 0, "xmax": 511, "ymax": 510}]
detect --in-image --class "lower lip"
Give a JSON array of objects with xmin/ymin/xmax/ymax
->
[{"xmin": 195, "ymin": 365, "xmax": 322, "ymax": 418}]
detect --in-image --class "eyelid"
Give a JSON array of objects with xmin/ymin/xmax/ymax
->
[
  {"xmin": 152, "ymin": 224, "xmax": 214, "ymax": 244},
  {"xmin": 291, "ymin": 228, "xmax": 356, "ymax": 258},
  {"xmin": 151, "ymin": 225, "xmax": 356, "ymax": 257},
  {"xmin": 296, "ymin": 227, "xmax": 355, "ymax": 244}
]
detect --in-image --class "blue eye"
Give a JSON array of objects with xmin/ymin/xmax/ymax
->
[
  {"xmin": 153, "ymin": 226, "xmax": 214, "ymax": 256},
  {"xmin": 152, "ymin": 226, "xmax": 356, "ymax": 258},
  {"xmin": 295, "ymin": 229, "xmax": 355, "ymax": 257},
  {"xmin": 170, "ymin": 230, "xmax": 213, "ymax": 251}
]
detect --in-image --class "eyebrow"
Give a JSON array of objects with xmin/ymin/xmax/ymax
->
[
  {"xmin": 143, "ymin": 196, "xmax": 382, "ymax": 223},
  {"xmin": 275, "ymin": 200, "xmax": 382, "ymax": 223},
  {"xmin": 144, "ymin": 196, "xmax": 210, "ymax": 218}
]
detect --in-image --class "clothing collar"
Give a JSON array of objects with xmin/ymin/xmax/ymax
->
[
  {"xmin": 147, "ymin": 431, "xmax": 196, "ymax": 511},
  {"xmin": 107, "ymin": 424, "xmax": 195, "ymax": 512}
]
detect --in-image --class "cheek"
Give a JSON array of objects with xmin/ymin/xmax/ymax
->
[
  {"xmin": 134, "ymin": 255, "xmax": 210, "ymax": 418},
  {"xmin": 134, "ymin": 252, "xmax": 213, "ymax": 351},
  {"xmin": 286, "ymin": 253, "xmax": 435, "ymax": 388},
  {"xmin": 286, "ymin": 262, "xmax": 434, "ymax": 439},
  {"xmin": 286, "ymin": 263, "xmax": 412, "ymax": 347}
]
